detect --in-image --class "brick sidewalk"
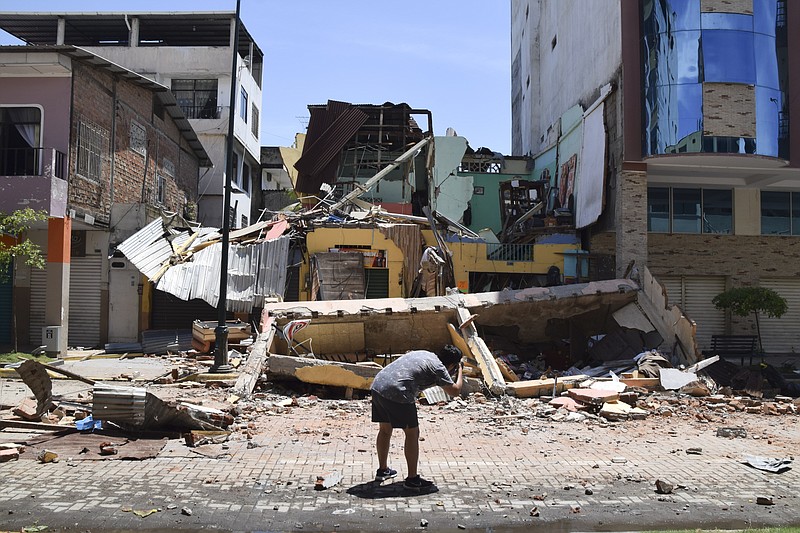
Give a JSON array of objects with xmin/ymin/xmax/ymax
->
[{"xmin": 1, "ymin": 396, "xmax": 799, "ymax": 531}]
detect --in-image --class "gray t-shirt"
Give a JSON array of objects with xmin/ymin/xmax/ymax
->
[{"xmin": 370, "ymin": 350, "xmax": 454, "ymax": 404}]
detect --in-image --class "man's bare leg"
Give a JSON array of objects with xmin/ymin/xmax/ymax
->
[
  {"xmin": 402, "ymin": 426, "xmax": 420, "ymax": 478},
  {"xmin": 376, "ymin": 422, "xmax": 392, "ymax": 470}
]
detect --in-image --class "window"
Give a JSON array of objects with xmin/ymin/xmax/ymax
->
[
  {"xmin": 243, "ymin": 162, "xmax": 251, "ymax": 194},
  {"xmin": 76, "ymin": 120, "xmax": 107, "ymax": 182},
  {"xmin": 251, "ymin": 104, "xmax": 259, "ymax": 138},
  {"xmin": 761, "ymin": 191, "xmax": 800, "ymax": 235},
  {"xmin": 130, "ymin": 121, "xmax": 146, "ymax": 156},
  {"xmin": 171, "ymin": 79, "xmax": 218, "ymax": 119},
  {"xmin": 647, "ymin": 187, "xmax": 732, "ymax": 234},
  {"xmin": 0, "ymin": 106, "xmax": 42, "ymax": 176},
  {"xmin": 241, "ymin": 214, "xmax": 248, "ymax": 229},
  {"xmin": 240, "ymin": 87, "xmax": 248, "ymax": 122},
  {"xmin": 155, "ymin": 174, "xmax": 165, "ymax": 205}
]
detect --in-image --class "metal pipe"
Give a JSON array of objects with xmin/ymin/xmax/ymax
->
[{"xmin": 210, "ymin": 0, "xmax": 241, "ymax": 374}]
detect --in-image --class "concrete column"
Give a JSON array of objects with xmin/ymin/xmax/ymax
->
[
  {"xmin": 44, "ymin": 217, "xmax": 71, "ymax": 356},
  {"xmin": 56, "ymin": 18, "xmax": 65, "ymax": 45},
  {"xmin": 615, "ymin": 164, "xmax": 648, "ymax": 278},
  {"xmin": 130, "ymin": 17, "xmax": 139, "ymax": 47}
]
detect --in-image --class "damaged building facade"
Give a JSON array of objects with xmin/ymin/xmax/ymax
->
[
  {"xmin": 511, "ymin": 0, "xmax": 800, "ymax": 354},
  {"xmin": 0, "ymin": 11, "xmax": 265, "ymax": 230},
  {"xmin": 0, "ymin": 45, "xmax": 208, "ymax": 351}
]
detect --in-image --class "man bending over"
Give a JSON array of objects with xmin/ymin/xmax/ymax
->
[{"xmin": 370, "ymin": 345, "xmax": 464, "ymax": 491}]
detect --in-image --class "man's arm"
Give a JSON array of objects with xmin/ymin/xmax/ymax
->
[{"xmin": 441, "ymin": 362, "xmax": 463, "ymax": 396}]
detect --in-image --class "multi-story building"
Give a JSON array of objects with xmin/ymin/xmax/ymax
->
[
  {"xmin": 511, "ymin": 0, "xmax": 800, "ymax": 354},
  {"xmin": 0, "ymin": 11, "xmax": 264, "ymax": 229},
  {"xmin": 0, "ymin": 45, "xmax": 208, "ymax": 351}
]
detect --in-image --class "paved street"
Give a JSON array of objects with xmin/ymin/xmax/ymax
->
[{"xmin": 1, "ymin": 376, "xmax": 799, "ymax": 532}]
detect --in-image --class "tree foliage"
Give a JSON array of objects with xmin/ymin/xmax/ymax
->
[
  {"xmin": 0, "ymin": 208, "xmax": 47, "ymax": 281},
  {"xmin": 712, "ymin": 286, "xmax": 788, "ymax": 319}
]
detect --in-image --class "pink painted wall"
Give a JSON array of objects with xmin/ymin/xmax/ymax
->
[{"xmin": 0, "ymin": 76, "xmax": 72, "ymax": 153}]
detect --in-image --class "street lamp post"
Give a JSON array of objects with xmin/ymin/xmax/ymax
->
[{"xmin": 210, "ymin": 0, "xmax": 241, "ymax": 374}]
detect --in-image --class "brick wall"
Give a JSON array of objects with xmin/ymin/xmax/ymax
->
[
  {"xmin": 70, "ymin": 61, "xmax": 199, "ymax": 225},
  {"xmin": 701, "ymin": 0, "xmax": 753, "ymax": 14},
  {"xmin": 613, "ymin": 169, "xmax": 648, "ymax": 277},
  {"xmin": 703, "ymin": 83, "xmax": 756, "ymax": 138},
  {"xmin": 590, "ymin": 231, "xmax": 800, "ymax": 282}
]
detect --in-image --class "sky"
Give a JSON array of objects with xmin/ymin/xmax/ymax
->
[{"xmin": 0, "ymin": 1, "xmax": 512, "ymax": 154}]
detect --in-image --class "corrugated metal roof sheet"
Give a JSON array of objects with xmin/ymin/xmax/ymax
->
[{"xmin": 118, "ymin": 216, "xmax": 290, "ymax": 314}]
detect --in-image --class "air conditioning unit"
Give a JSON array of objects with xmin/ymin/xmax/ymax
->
[{"xmin": 42, "ymin": 326, "xmax": 62, "ymax": 354}]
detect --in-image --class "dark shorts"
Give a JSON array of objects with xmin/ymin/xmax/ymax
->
[{"xmin": 371, "ymin": 391, "xmax": 418, "ymax": 429}]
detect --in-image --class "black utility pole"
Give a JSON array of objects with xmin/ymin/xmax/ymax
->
[{"xmin": 210, "ymin": 0, "xmax": 241, "ymax": 374}]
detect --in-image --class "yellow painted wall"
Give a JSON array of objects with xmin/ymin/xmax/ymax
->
[
  {"xmin": 300, "ymin": 226, "xmax": 576, "ymax": 299},
  {"xmin": 450, "ymin": 242, "xmax": 579, "ymax": 292},
  {"xmin": 302, "ymin": 227, "xmax": 411, "ymax": 300}
]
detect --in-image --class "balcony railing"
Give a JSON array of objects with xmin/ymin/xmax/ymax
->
[
  {"xmin": 0, "ymin": 147, "xmax": 66, "ymax": 179},
  {"xmin": 179, "ymin": 105, "xmax": 223, "ymax": 119},
  {"xmin": 486, "ymin": 243, "xmax": 535, "ymax": 262}
]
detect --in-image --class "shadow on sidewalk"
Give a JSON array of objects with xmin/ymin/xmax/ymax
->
[{"xmin": 346, "ymin": 480, "xmax": 439, "ymax": 499}]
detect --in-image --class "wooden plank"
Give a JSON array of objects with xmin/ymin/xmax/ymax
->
[
  {"xmin": 496, "ymin": 358, "xmax": 519, "ymax": 382},
  {"xmin": 456, "ymin": 307, "xmax": 506, "ymax": 395},
  {"xmin": 0, "ymin": 420, "xmax": 77, "ymax": 432},
  {"xmin": 40, "ymin": 363, "xmax": 95, "ymax": 385},
  {"xmin": 506, "ymin": 375, "xmax": 588, "ymax": 398},
  {"xmin": 447, "ymin": 323, "xmax": 472, "ymax": 363},
  {"xmin": 618, "ymin": 377, "xmax": 662, "ymax": 389},
  {"xmin": 233, "ymin": 320, "xmax": 274, "ymax": 397}
]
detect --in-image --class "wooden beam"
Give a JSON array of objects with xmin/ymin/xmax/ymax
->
[
  {"xmin": 233, "ymin": 319, "xmax": 274, "ymax": 397},
  {"xmin": 456, "ymin": 307, "xmax": 506, "ymax": 395},
  {"xmin": 506, "ymin": 375, "xmax": 588, "ymax": 398},
  {"xmin": 0, "ymin": 420, "xmax": 77, "ymax": 432}
]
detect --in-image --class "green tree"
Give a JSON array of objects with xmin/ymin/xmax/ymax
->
[
  {"xmin": 0, "ymin": 208, "xmax": 48, "ymax": 351},
  {"xmin": 712, "ymin": 286, "xmax": 788, "ymax": 354}
]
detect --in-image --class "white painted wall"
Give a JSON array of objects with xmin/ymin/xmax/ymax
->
[{"xmin": 511, "ymin": 0, "xmax": 621, "ymax": 156}]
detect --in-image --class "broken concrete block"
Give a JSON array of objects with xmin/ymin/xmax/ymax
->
[
  {"xmin": 549, "ymin": 397, "xmax": 580, "ymax": 412},
  {"xmin": 0, "ymin": 448, "xmax": 20, "ymax": 462},
  {"xmin": 569, "ymin": 388, "xmax": 620, "ymax": 406},
  {"xmin": 314, "ymin": 470, "xmax": 342, "ymax": 490},
  {"xmin": 655, "ymin": 479, "xmax": 673, "ymax": 494},
  {"xmin": 679, "ymin": 380, "xmax": 710, "ymax": 397},
  {"xmin": 599, "ymin": 401, "xmax": 649, "ymax": 421},
  {"xmin": 13, "ymin": 398, "xmax": 41, "ymax": 421},
  {"xmin": 37, "ymin": 449, "xmax": 58, "ymax": 463},
  {"xmin": 717, "ymin": 427, "xmax": 747, "ymax": 439}
]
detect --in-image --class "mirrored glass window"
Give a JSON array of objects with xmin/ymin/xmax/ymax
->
[
  {"xmin": 701, "ymin": 13, "xmax": 753, "ymax": 31},
  {"xmin": 702, "ymin": 30, "xmax": 756, "ymax": 84},
  {"xmin": 754, "ymin": 0, "xmax": 779, "ymax": 36},
  {"xmin": 754, "ymin": 34, "xmax": 780, "ymax": 89}
]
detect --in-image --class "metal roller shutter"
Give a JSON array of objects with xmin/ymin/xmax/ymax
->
[
  {"xmin": 759, "ymin": 278, "xmax": 800, "ymax": 354},
  {"xmin": 0, "ymin": 264, "xmax": 12, "ymax": 345},
  {"xmin": 29, "ymin": 261, "xmax": 47, "ymax": 347},
  {"xmin": 68, "ymin": 255, "xmax": 103, "ymax": 348},
  {"xmin": 365, "ymin": 268, "xmax": 390, "ymax": 299},
  {"xmin": 659, "ymin": 275, "xmax": 726, "ymax": 351},
  {"xmin": 151, "ymin": 289, "xmax": 220, "ymax": 331}
]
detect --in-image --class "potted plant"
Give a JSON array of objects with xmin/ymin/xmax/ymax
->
[{"xmin": 712, "ymin": 286, "xmax": 788, "ymax": 355}]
